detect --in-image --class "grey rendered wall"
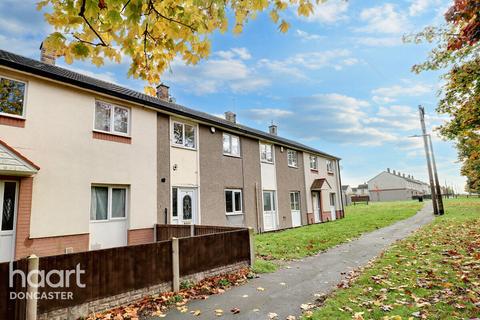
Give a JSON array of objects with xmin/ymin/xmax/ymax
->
[
  {"xmin": 199, "ymin": 125, "xmax": 262, "ymax": 229},
  {"xmin": 157, "ymin": 113, "xmax": 171, "ymax": 224},
  {"xmin": 375, "ymin": 189, "xmax": 412, "ymax": 202},
  {"xmin": 275, "ymin": 148, "xmax": 308, "ymax": 229}
]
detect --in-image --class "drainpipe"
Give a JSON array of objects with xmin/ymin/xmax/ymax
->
[{"xmin": 337, "ymin": 160, "xmax": 345, "ymax": 218}]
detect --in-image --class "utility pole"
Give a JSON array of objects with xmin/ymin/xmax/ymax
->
[
  {"xmin": 427, "ymin": 134, "xmax": 445, "ymax": 214},
  {"xmin": 418, "ymin": 106, "xmax": 439, "ymax": 215}
]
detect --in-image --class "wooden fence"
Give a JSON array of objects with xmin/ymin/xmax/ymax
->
[
  {"xmin": 0, "ymin": 260, "xmax": 28, "ymax": 320},
  {"xmin": 155, "ymin": 224, "xmax": 245, "ymax": 241},
  {"xmin": 1, "ymin": 225, "xmax": 252, "ymax": 318}
]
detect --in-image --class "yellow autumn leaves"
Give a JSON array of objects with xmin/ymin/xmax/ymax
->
[{"xmin": 36, "ymin": 0, "xmax": 318, "ymax": 94}]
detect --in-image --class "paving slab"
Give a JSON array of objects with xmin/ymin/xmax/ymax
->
[{"xmin": 144, "ymin": 202, "xmax": 434, "ymax": 320}]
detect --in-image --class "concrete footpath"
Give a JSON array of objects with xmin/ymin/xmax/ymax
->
[{"xmin": 146, "ymin": 202, "xmax": 434, "ymax": 320}]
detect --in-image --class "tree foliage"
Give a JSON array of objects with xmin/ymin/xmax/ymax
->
[
  {"xmin": 37, "ymin": 0, "xmax": 318, "ymax": 95},
  {"xmin": 409, "ymin": 0, "xmax": 480, "ymax": 192}
]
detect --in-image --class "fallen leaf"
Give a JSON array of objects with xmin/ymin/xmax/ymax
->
[{"xmin": 231, "ymin": 307, "xmax": 240, "ymax": 314}]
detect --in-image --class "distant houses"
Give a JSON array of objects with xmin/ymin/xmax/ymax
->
[
  {"xmin": 368, "ymin": 169, "xmax": 430, "ymax": 202},
  {"xmin": 342, "ymin": 168, "xmax": 431, "ymax": 204}
]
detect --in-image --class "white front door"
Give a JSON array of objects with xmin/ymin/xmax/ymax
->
[
  {"xmin": 89, "ymin": 186, "xmax": 128, "ymax": 250},
  {"xmin": 290, "ymin": 192, "xmax": 301, "ymax": 227},
  {"xmin": 312, "ymin": 192, "xmax": 321, "ymax": 223},
  {"xmin": 329, "ymin": 193, "xmax": 336, "ymax": 221},
  {"xmin": 172, "ymin": 188, "xmax": 197, "ymax": 225},
  {"xmin": 0, "ymin": 181, "xmax": 18, "ymax": 262},
  {"xmin": 263, "ymin": 191, "xmax": 277, "ymax": 231}
]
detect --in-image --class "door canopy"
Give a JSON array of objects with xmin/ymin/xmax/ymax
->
[
  {"xmin": 311, "ymin": 178, "xmax": 332, "ymax": 191},
  {"xmin": 0, "ymin": 139, "xmax": 39, "ymax": 176}
]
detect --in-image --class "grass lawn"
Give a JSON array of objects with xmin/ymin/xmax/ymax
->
[
  {"xmin": 252, "ymin": 200, "xmax": 424, "ymax": 273},
  {"xmin": 307, "ymin": 197, "xmax": 480, "ymax": 319}
]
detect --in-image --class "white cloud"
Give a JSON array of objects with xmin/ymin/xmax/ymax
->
[
  {"xmin": 372, "ymin": 95, "xmax": 396, "ymax": 104},
  {"xmin": 306, "ymin": 0, "xmax": 349, "ymax": 24},
  {"xmin": 246, "ymin": 108, "xmax": 294, "ymax": 120},
  {"xmin": 372, "ymin": 82, "xmax": 432, "ymax": 99},
  {"xmin": 258, "ymin": 49, "xmax": 357, "ymax": 78},
  {"xmin": 409, "ymin": 0, "xmax": 444, "ymax": 16},
  {"xmin": 295, "ymin": 29, "xmax": 323, "ymax": 41},
  {"xmin": 163, "ymin": 49, "xmax": 270, "ymax": 95},
  {"xmin": 357, "ymin": 4, "xmax": 408, "ymax": 34}
]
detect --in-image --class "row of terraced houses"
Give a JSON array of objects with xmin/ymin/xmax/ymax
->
[{"xmin": 0, "ymin": 48, "xmax": 344, "ymax": 263}]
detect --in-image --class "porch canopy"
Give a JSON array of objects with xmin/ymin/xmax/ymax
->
[
  {"xmin": 311, "ymin": 178, "xmax": 332, "ymax": 191},
  {"xmin": 0, "ymin": 139, "xmax": 39, "ymax": 176}
]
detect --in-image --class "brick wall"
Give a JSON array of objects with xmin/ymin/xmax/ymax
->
[{"xmin": 127, "ymin": 228, "xmax": 154, "ymax": 245}]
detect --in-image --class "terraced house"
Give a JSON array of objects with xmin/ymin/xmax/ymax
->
[{"xmin": 0, "ymin": 48, "xmax": 344, "ymax": 262}]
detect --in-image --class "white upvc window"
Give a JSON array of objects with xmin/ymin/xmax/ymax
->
[
  {"xmin": 0, "ymin": 75, "xmax": 27, "ymax": 118},
  {"xmin": 90, "ymin": 186, "xmax": 128, "ymax": 221},
  {"xmin": 310, "ymin": 155, "xmax": 318, "ymax": 170},
  {"xmin": 290, "ymin": 191, "xmax": 300, "ymax": 210},
  {"xmin": 225, "ymin": 189, "xmax": 243, "ymax": 215},
  {"xmin": 260, "ymin": 143, "xmax": 274, "ymax": 163},
  {"xmin": 94, "ymin": 100, "xmax": 130, "ymax": 136},
  {"xmin": 172, "ymin": 121, "xmax": 196, "ymax": 149},
  {"xmin": 326, "ymin": 160, "xmax": 334, "ymax": 173},
  {"xmin": 223, "ymin": 133, "xmax": 240, "ymax": 157},
  {"xmin": 287, "ymin": 149, "xmax": 298, "ymax": 167}
]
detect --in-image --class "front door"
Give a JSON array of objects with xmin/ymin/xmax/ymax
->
[
  {"xmin": 173, "ymin": 188, "xmax": 197, "ymax": 225},
  {"xmin": 0, "ymin": 181, "xmax": 18, "ymax": 262},
  {"xmin": 263, "ymin": 191, "xmax": 277, "ymax": 231},
  {"xmin": 290, "ymin": 192, "xmax": 301, "ymax": 227},
  {"xmin": 312, "ymin": 191, "xmax": 321, "ymax": 223},
  {"xmin": 330, "ymin": 193, "xmax": 336, "ymax": 221}
]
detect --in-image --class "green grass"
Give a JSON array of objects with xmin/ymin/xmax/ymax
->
[
  {"xmin": 307, "ymin": 197, "xmax": 480, "ymax": 319},
  {"xmin": 252, "ymin": 259, "xmax": 278, "ymax": 274},
  {"xmin": 255, "ymin": 201, "xmax": 423, "ymax": 265}
]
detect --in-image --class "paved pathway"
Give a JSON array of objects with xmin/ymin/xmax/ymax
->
[{"xmin": 146, "ymin": 202, "xmax": 434, "ymax": 320}]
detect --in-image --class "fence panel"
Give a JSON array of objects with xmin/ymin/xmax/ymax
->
[
  {"xmin": 194, "ymin": 225, "xmax": 243, "ymax": 236},
  {"xmin": 179, "ymin": 229, "xmax": 250, "ymax": 276},
  {"xmin": 0, "ymin": 260, "xmax": 27, "ymax": 320},
  {"xmin": 156, "ymin": 225, "xmax": 191, "ymax": 241},
  {"xmin": 37, "ymin": 240, "xmax": 172, "ymax": 314}
]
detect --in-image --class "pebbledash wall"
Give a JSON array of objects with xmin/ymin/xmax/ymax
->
[{"xmin": 0, "ymin": 67, "xmax": 158, "ymax": 259}]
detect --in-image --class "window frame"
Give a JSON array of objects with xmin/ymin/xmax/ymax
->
[
  {"xmin": 93, "ymin": 100, "xmax": 131, "ymax": 137},
  {"xmin": 172, "ymin": 120, "xmax": 197, "ymax": 150},
  {"xmin": 90, "ymin": 185, "xmax": 128, "ymax": 222},
  {"xmin": 326, "ymin": 160, "xmax": 334, "ymax": 174},
  {"xmin": 260, "ymin": 142, "xmax": 274, "ymax": 164},
  {"xmin": 225, "ymin": 189, "xmax": 243, "ymax": 216},
  {"xmin": 223, "ymin": 133, "xmax": 241, "ymax": 157},
  {"xmin": 0, "ymin": 74, "xmax": 28, "ymax": 119},
  {"xmin": 310, "ymin": 155, "xmax": 318, "ymax": 171},
  {"xmin": 287, "ymin": 149, "xmax": 298, "ymax": 168}
]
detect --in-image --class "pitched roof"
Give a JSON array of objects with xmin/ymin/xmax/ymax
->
[
  {"xmin": 311, "ymin": 178, "xmax": 332, "ymax": 190},
  {"xmin": 357, "ymin": 183, "xmax": 368, "ymax": 189},
  {"xmin": 0, "ymin": 139, "xmax": 39, "ymax": 175},
  {"xmin": 341, "ymin": 185, "xmax": 350, "ymax": 191},
  {"xmin": 0, "ymin": 49, "xmax": 339, "ymax": 160}
]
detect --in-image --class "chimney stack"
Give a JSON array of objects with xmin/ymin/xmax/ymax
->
[
  {"xmin": 156, "ymin": 83, "xmax": 170, "ymax": 101},
  {"xmin": 269, "ymin": 123, "xmax": 278, "ymax": 136},
  {"xmin": 39, "ymin": 42, "xmax": 56, "ymax": 65},
  {"xmin": 225, "ymin": 111, "xmax": 236, "ymax": 123},
  {"xmin": 387, "ymin": 168, "xmax": 390, "ymax": 173},
  {"xmin": 403, "ymin": 173, "xmax": 406, "ymax": 178},
  {"xmin": 393, "ymin": 170, "xmax": 396, "ymax": 175}
]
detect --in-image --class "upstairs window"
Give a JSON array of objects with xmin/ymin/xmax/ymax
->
[
  {"xmin": 326, "ymin": 160, "xmax": 334, "ymax": 173},
  {"xmin": 260, "ymin": 143, "xmax": 274, "ymax": 163},
  {"xmin": 287, "ymin": 149, "xmax": 298, "ymax": 167},
  {"xmin": 94, "ymin": 100, "xmax": 130, "ymax": 135},
  {"xmin": 225, "ymin": 189, "xmax": 243, "ymax": 215},
  {"xmin": 0, "ymin": 76, "xmax": 26, "ymax": 117},
  {"xmin": 173, "ymin": 121, "xmax": 196, "ymax": 149},
  {"xmin": 310, "ymin": 155, "xmax": 318, "ymax": 170},
  {"xmin": 223, "ymin": 133, "xmax": 240, "ymax": 157}
]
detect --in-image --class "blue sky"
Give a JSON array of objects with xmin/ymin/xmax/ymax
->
[{"xmin": 0, "ymin": 0, "xmax": 466, "ymax": 191}]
